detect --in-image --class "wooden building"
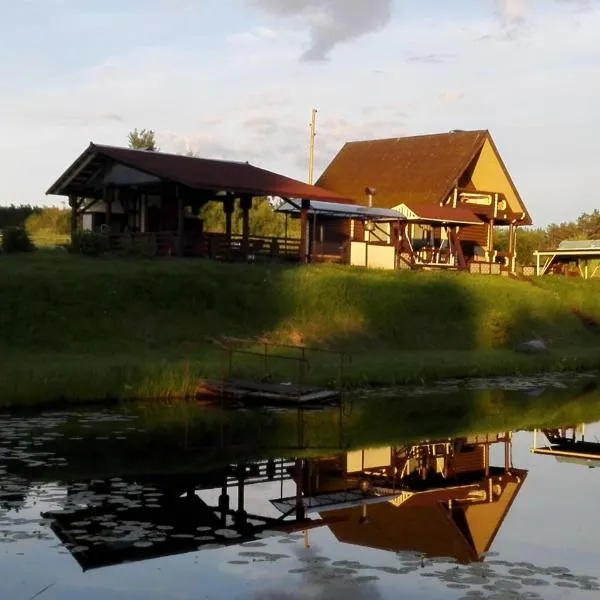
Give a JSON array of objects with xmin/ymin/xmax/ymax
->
[
  {"xmin": 534, "ymin": 240, "xmax": 600, "ymax": 279},
  {"xmin": 46, "ymin": 143, "xmax": 348, "ymax": 261},
  {"xmin": 316, "ymin": 129, "xmax": 532, "ymax": 272}
]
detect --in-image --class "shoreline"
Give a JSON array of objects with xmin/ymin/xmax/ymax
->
[{"xmin": 1, "ymin": 346, "xmax": 599, "ymax": 409}]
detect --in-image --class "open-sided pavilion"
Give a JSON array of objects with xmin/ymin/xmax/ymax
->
[
  {"xmin": 46, "ymin": 143, "xmax": 351, "ymax": 262},
  {"xmin": 534, "ymin": 240, "xmax": 600, "ymax": 279}
]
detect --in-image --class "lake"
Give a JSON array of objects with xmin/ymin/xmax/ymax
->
[{"xmin": 1, "ymin": 374, "xmax": 600, "ymax": 599}]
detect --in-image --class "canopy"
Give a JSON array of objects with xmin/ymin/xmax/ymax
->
[{"xmin": 277, "ymin": 199, "xmax": 406, "ymax": 221}]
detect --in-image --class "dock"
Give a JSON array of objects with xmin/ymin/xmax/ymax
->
[
  {"xmin": 198, "ymin": 337, "xmax": 349, "ymax": 407},
  {"xmin": 197, "ymin": 379, "xmax": 341, "ymax": 406}
]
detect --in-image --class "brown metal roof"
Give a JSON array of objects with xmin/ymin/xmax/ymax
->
[
  {"xmin": 400, "ymin": 201, "xmax": 482, "ymax": 225},
  {"xmin": 47, "ymin": 143, "xmax": 350, "ymax": 202},
  {"xmin": 317, "ymin": 129, "xmax": 492, "ymax": 208}
]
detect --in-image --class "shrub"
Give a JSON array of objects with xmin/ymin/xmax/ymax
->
[
  {"xmin": 1, "ymin": 227, "xmax": 35, "ymax": 253},
  {"xmin": 70, "ymin": 232, "xmax": 110, "ymax": 257},
  {"xmin": 25, "ymin": 207, "xmax": 70, "ymax": 237}
]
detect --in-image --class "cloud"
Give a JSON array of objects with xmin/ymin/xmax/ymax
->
[
  {"xmin": 407, "ymin": 53, "xmax": 454, "ymax": 64},
  {"xmin": 496, "ymin": 0, "xmax": 528, "ymax": 26},
  {"xmin": 249, "ymin": 0, "xmax": 393, "ymax": 60}
]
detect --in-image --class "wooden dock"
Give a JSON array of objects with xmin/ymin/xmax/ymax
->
[
  {"xmin": 197, "ymin": 379, "xmax": 341, "ymax": 406},
  {"xmin": 197, "ymin": 337, "xmax": 349, "ymax": 407}
]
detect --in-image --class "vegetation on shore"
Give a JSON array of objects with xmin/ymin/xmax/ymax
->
[
  {"xmin": 6, "ymin": 378, "xmax": 600, "ymax": 483},
  {"xmin": 0, "ymin": 250, "xmax": 599, "ymax": 406}
]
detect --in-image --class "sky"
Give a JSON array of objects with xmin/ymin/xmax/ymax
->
[{"xmin": 1, "ymin": 0, "xmax": 599, "ymax": 225}]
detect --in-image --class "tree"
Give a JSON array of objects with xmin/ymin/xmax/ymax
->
[{"xmin": 128, "ymin": 128, "xmax": 158, "ymax": 151}]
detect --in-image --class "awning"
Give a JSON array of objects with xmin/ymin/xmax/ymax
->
[
  {"xmin": 395, "ymin": 202, "xmax": 482, "ymax": 225},
  {"xmin": 277, "ymin": 199, "xmax": 406, "ymax": 221}
]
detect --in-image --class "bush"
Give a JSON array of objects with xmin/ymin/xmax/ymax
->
[
  {"xmin": 25, "ymin": 207, "xmax": 70, "ymax": 237},
  {"xmin": 1, "ymin": 227, "xmax": 35, "ymax": 253},
  {"xmin": 70, "ymin": 232, "xmax": 110, "ymax": 257}
]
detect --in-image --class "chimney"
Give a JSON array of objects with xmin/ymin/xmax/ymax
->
[{"xmin": 365, "ymin": 187, "xmax": 376, "ymax": 208}]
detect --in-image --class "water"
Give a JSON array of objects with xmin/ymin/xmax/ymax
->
[{"xmin": 1, "ymin": 376, "xmax": 600, "ymax": 599}]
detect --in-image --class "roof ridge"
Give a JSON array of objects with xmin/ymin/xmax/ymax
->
[
  {"xmin": 344, "ymin": 129, "xmax": 488, "ymax": 146},
  {"xmin": 90, "ymin": 143, "xmax": 252, "ymax": 167}
]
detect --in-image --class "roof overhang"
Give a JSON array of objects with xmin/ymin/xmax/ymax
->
[
  {"xmin": 395, "ymin": 202, "xmax": 483, "ymax": 226},
  {"xmin": 277, "ymin": 199, "xmax": 406, "ymax": 221},
  {"xmin": 47, "ymin": 143, "xmax": 351, "ymax": 204}
]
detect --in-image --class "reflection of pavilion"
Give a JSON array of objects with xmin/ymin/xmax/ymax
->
[
  {"xmin": 275, "ymin": 433, "xmax": 527, "ymax": 564},
  {"xmin": 42, "ymin": 459, "xmax": 329, "ymax": 571},
  {"xmin": 531, "ymin": 425, "xmax": 600, "ymax": 468}
]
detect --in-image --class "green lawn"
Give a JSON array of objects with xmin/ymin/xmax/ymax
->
[{"xmin": 0, "ymin": 250, "xmax": 599, "ymax": 406}]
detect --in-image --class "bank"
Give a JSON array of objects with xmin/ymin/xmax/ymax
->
[{"xmin": 1, "ymin": 251, "xmax": 599, "ymax": 408}]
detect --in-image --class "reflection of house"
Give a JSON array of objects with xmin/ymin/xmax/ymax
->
[
  {"xmin": 531, "ymin": 425, "xmax": 600, "ymax": 467},
  {"xmin": 534, "ymin": 240, "xmax": 600, "ymax": 279},
  {"xmin": 293, "ymin": 434, "xmax": 527, "ymax": 563},
  {"xmin": 315, "ymin": 130, "xmax": 531, "ymax": 272}
]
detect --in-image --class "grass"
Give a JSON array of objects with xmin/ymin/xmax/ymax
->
[{"xmin": 0, "ymin": 250, "xmax": 599, "ymax": 406}]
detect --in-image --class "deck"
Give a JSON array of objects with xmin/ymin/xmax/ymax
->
[
  {"xmin": 198, "ymin": 338, "xmax": 349, "ymax": 407},
  {"xmin": 198, "ymin": 379, "xmax": 341, "ymax": 406}
]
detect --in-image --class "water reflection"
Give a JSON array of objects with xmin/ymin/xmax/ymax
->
[
  {"xmin": 532, "ymin": 424, "xmax": 600, "ymax": 468},
  {"xmin": 1, "ymin": 387, "xmax": 600, "ymax": 598},
  {"xmin": 294, "ymin": 434, "xmax": 525, "ymax": 565}
]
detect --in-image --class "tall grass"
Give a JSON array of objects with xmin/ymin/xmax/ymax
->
[{"xmin": 0, "ymin": 251, "xmax": 598, "ymax": 406}]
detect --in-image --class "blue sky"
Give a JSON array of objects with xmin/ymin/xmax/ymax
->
[{"xmin": 1, "ymin": 0, "xmax": 599, "ymax": 225}]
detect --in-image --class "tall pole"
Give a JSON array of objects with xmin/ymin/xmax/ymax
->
[{"xmin": 308, "ymin": 109, "xmax": 318, "ymax": 185}]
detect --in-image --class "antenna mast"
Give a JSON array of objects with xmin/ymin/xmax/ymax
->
[{"xmin": 308, "ymin": 108, "xmax": 318, "ymax": 185}]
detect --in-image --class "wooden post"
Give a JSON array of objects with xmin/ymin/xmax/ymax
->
[
  {"xmin": 105, "ymin": 186, "xmax": 113, "ymax": 231},
  {"xmin": 300, "ymin": 199, "xmax": 310, "ymax": 264},
  {"xmin": 488, "ymin": 219, "xmax": 495, "ymax": 262},
  {"xmin": 240, "ymin": 195, "xmax": 252, "ymax": 259},
  {"xmin": 512, "ymin": 226, "xmax": 519, "ymax": 273},
  {"xmin": 223, "ymin": 196, "xmax": 234, "ymax": 261},
  {"xmin": 176, "ymin": 186, "xmax": 185, "ymax": 257},
  {"xmin": 295, "ymin": 459, "xmax": 305, "ymax": 521},
  {"xmin": 69, "ymin": 195, "xmax": 79, "ymax": 240}
]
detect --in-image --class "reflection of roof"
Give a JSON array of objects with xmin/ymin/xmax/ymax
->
[
  {"xmin": 323, "ymin": 471, "xmax": 527, "ymax": 564},
  {"xmin": 276, "ymin": 199, "xmax": 405, "ymax": 221},
  {"xmin": 532, "ymin": 441, "xmax": 600, "ymax": 466},
  {"xmin": 396, "ymin": 201, "xmax": 482, "ymax": 225},
  {"xmin": 271, "ymin": 489, "xmax": 403, "ymax": 515},
  {"xmin": 47, "ymin": 143, "xmax": 350, "ymax": 202},
  {"xmin": 43, "ymin": 497, "xmax": 326, "ymax": 571}
]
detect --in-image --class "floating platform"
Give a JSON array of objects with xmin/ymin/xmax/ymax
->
[{"xmin": 197, "ymin": 379, "xmax": 341, "ymax": 406}]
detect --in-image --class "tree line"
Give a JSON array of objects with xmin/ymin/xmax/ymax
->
[{"xmin": 0, "ymin": 205, "xmax": 70, "ymax": 236}]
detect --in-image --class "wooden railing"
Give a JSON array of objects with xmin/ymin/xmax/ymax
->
[
  {"xmin": 105, "ymin": 231, "xmax": 302, "ymax": 261},
  {"xmin": 311, "ymin": 241, "xmax": 347, "ymax": 264}
]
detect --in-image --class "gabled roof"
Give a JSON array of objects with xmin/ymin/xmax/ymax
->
[
  {"xmin": 316, "ymin": 130, "xmax": 530, "ymax": 223},
  {"xmin": 47, "ymin": 143, "xmax": 350, "ymax": 203}
]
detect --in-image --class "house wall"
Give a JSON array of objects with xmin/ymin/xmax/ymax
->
[
  {"xmin": 468, "ymin": 139, "xmax": 521, "ymax": 216},
  {"xmin": 350, "ymin": 242, "xmax": 396, "ymax": 270}
]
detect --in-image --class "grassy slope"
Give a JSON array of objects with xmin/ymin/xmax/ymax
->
[{"xmin": 0, "ymin": 250, "xmax": 599, "ymax": 406}]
